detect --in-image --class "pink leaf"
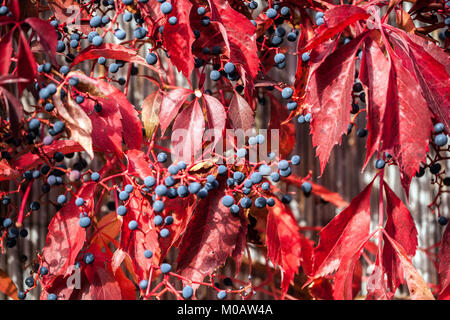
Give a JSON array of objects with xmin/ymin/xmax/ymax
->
[
  {"xmin": 171, "ymin": 99, "xmax": 205, "ymax": 163},
  {"xmin": 159, "ymin": 88, "xmax": 192, "ymax": 135}
]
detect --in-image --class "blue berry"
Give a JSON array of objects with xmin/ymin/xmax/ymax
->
[
  {"xmin": 236, "ymin": 148, "xmax": 247, "ymax": 158},
  {"xmin": 434, "ymin": 123, "xmax": 445, "ymax": 133},
  {"xmin": 25, "ymin": 277, "xmax": 35, "ymax": 287},
  {"xmin": 201, "ymin": 16, "xmax": 210, "ymax": 26},
  {"xmin": 39, "ymin": 88, "xmax": 50, "ymax": 100},
  {"xmin": 291, "ymin": 155, "xmax": 301, "ymax": 165},
  {"xmin": 261, "ymin": 182, "xmax": 270, "ymax": 191},
  {"xmin": 266, "ymin": 198, "xmax": 275, "ymax": 207},
  {"xmin": 144, "ymin": 176, "xmax": 156, "ymax": 187},
  {"xmin": 124, "ymin": 184, "xmax": 134, "ymax": 193},
  {"xmin": 0, "ymin": 6, "xmax": 9, "ymax": 15},
  {"xmin": 168, "ymin": 165, "xmax": 179, "ymax": 175},
  {"xmin": 281, "ymin": 87, "xmax": 293, "ymax": 99},
  {"xmin": 256, "ymin": 134, "xmax": 265, "ymax": 144},
  {"xmin": 222, "ymin": 195, "xmax": 234, "ymax": 207},
  {"xmin": 266, "ymin": 8, "xmax": 277, "ymax": 19},
  {"xmin": 69, "ymin": 77, "xmax": 79, "ymax": 86},
  {"xmin": 316, "ymin": 17, "xmax": 324, "ymax": 25},
  {"xmin": 144, "ymin": 250, "xmax": 153, "ymax": 259},
  {"xmin": 154, "ymin": 215, "xmax": 163, "ymax": 226},
  {"xmin": 134, "ymin": 27, "xmax": 147, "ymax": 39},
  {"xmin": 160, "ymin": 263, "xmax": 172, "ymax": 273},
  {"xmin": 84, "ymin": 253, "xmax": 95, "ymax": 264},
  {"xmin": 177, "ymin": 185, "xmax": 189, "ymax": 198},
  {"xmin": 224, "ymin": 62, "xmax": 236, "ymax": 74},
  {"xmin": 188, "ymin": 182, "xmax": 201, "ymax": 194},
  {"xmin": 39, "ymin": 266, "xmax": 49, "ymax": 276},
  {"xmin": 123, "ymin": 11, "xmax": 132, "ymax": 22},
  {"xmin": 155, "ymin": 185, "xmax": 168, "ymax": 196},
  {"xmin": 233, "ymin": 172, "xmax": 245, "ymax": 182},
  {"xmin": 157, "ymin": 152, "xmax": 168, "ymax": 163},
  {"xmin": 115, "ymin": 29, "xmax": 126, "ymax": 40},
  {"xmin": 255, "ymin": 197, "xmax": 266, "ymax": 208},
  {"xmin": 57, "ymin": 194, "xmax": 67, "ymax": 204},
  {"xmin": 59, "ymin": 66, "xmax": 69, "ymax": 75},
  {"xmin": 302, "ymin": 181, "xmax": 312, "ymax": 194},
  {"xmin": 218, "ymin": 165, "xmax": 227, "ymax": 175},
  {"xmin": 280, "ymin": 167, "xmax": 291, "ymax": 177},
  {"xmin": 375, "ymin": 159, "xmax": 385, "ymax": 169},
  {"xmin": 92, "ymin": 35, "xmax": 103, "ymax": 46},
  {"xmin": 153, "ymin": 200, "xmax": 165, "ymax": 212},
  {"xmin": 91, "ymin": 172, "xmax": 100, "ymax": 182},
  {"xmin": 128, "ymin": 220, "xmax": 138, "ymax": 230},
  {"xmin": 160, "ymin": 228, "xmax": 170, "ymax": 238},
  {"xmin": 435, "ymin": 134, "xmax": 448, "ymax": 146},
  {"xmin": 240, "ymin": 197, "xmax": 252, "ymax": 208},
  {"xmin": 302, "ymin": 52, "xmax": 310, "ymax": 62},
  {"xmin": 90, "ymin": 16, "xmax": 102, "ymax": 28},
  {"xmin": 165, "ymin": 216, "xmax": 174, "ymax": 225},
  {"xmin": 287, "ymin": 32, "xmax": 297, "ymax": 42},
  {"xmin": 230, "ymin": 204, "xmax": 240, "ymax": 215},
  {"xmin": 168, "ymin": 16, "xmax": 177, "ymax": 25},
  {"xmin": 160, "ymin": 2, "xmax": 172, "ymax": 14},
  {"xmin": 248, "ymin": 136, "xmax": 257, "ymax": 145},
  {"xmin": 177, "ymin": 161, "xmax": 187, "ymax": 170},
  {"xmin": 70, "ymin": 39, "xmax": 79, "ymax": 48},
  {"xmin": 29, "ymin": 118, "xmax": 41, "ymax": 130},
  {"xmin": 250, "ymin": 172, "xmax": 263, "ymax": 184},
  {"xmin": 197, "ymin": 188, "xmax": 208, "ymax": 198},
  {"xmin": 18, "ymin": 291, "xmax": 26, "ymax": 300},
  {"xmin": 182, "ymin": 286, "xmax": 194, "ymax": 299},
  {"xmin": 122, "ymin": 0, "xmax": 133, "ymax": 4},
  {"xmin": 56, "ymin": 41, "xmax": 66, "ymax": 53},
  {"xmin": 287, "ymin": 101, "xmax": 298, "ymax": 111},
  {"xmin": 139, "ymin": 280, "xmax": 148, "ymax": 290},
  {"xmin": 197, "ymin": 7, "xmax": 206, "ymax": 15},
  {"xmin": 280, "ymin": 6, "xmax": 290, "ymax": 16},
  {"xmin": 119, "ymin": 191, "xmax": 130, "ymax": 201},
  {"xmin": 278, "ymin": 160, "xmax": 289, "ymax": 170},
  {"xmin": 79, "ymin": 216, "xmax": 91, "ymax": 228},
  {"xmin": 210, "ymin": 70, "xmax": 221, "ymax": 81},
  {"xmin": 98, "ymin": 57, "xmax": 106, "ymax": 65},
  {"xmin": 117, "ymin": 205, "xmax": 127, "ymax": 216},
  {"xmin": 259, "ymin": 164, "xmax": 271, "ymax": 176},
  {"xmin": 217, "ymin": 290, "xmax": 227, "ymax": 300},
  {"xmin": 75, "ymin": 198, "xmax": 85, "ymax": 206},
  {"xmin": 109, "ymin": 63, "xmax": 119, "ymax": 74},
  {"xmin": 274, "ymin": 53, "xmax": 285, "ymax": 64}
]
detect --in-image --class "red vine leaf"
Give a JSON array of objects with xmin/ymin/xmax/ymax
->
[{"xmin": 176, "ymin": 188, "xmax": 243, "ymax": 289}]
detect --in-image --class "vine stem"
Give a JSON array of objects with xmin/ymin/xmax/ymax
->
[{"xmin": 16, "ymin": 181, "xmax": 32, "ymax": 227}]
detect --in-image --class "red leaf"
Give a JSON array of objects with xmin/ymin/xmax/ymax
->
[
  {"xmin": 267, "ymin": 93, "xmax": 295, "ymax": 159},
  {"xmin": 313, "ymin": 177, "xmax": 375, "ymax": 277},
  {"xmin": 380, "ymin": 54, "xmax": 432, "ymax": 194},
  {"xmin": 383, "ymin": 232, "xmax": 435, "ymax": 299},
  {"xmin": 0, "ymin": 30, "xmax": 13, "ymax": 75},
  {"xmin": 203, "ymin": 94, "xmax": 226, "ymax": 153},
  {"xmin": 266, "ymin": 198, "xmax": 302, "ymax": 296},
  {"xmin": 207, "ymin": 0, "xmax": 259, "ymax": 78},
  {"xmin": 171, "ymin": 99, "xmax": 205, "ymax": 163},
  {"xmin": 438, "ymin": 226, "xmax": 450, "ymax": 299},
  {"xmin": 0, "ymin": 159, "xmax": 19, "ymax": 181},
  {"xmin": 333, "ymin": 234, "xmax": 370, "ymax": 299},
  {"xmin": 162, "ymin": 0, "xmax": 195, "ymax": 78},
  {"xmin": 303, "ymin": 5, "xmax": 370, "ymax": 52},
  {"xmin": 382, "ymin": 181, "xmax": 418, "ymax": 292},
  {"xmin": 0, "ymin": 269, "xmax": 18, "ymax": 300},
  {"xmin": 71, "ymin": 43, "xmax": 159, "ymax": 73},
  {"xmin": 69, "ymin": 71, "xmax": 143, "ymax": 152},
  {"xmin": 17, "ymin": 30, "xmax": 36, "ymax": 94},
  {"xmin": 229, "ymin": 92, "xmax": 254, "ymax": 132},
  {"xmin": 176, "ymin": 188, "xmax": 243, "ymax": 289},
  {"xmin": 47, "ymin": 0, "xmax": 91, "ymax": 34},
  {"xmin": 310, "ymin": 277, "xmax": 333, "ymax": 300},
  {"xmin": 119, "ymin": 190, "xmax": 160, "ymax": 280},
  {"xmin": 42, "ymin": 182, "xmax": 96, "ymax": 277},
  {"xmin": 126, "ymin": 149, "xmax": 154, "ymax": 181},
  {"xmin": 360, "ymin": 36, "xmax": 390, "ymax": 169},
  {"xmin": 159, "ymin": 88, "xmax": 192, "ymax": 135},
  {"xmin": 25, "ymin": 17, "xmax": 57, "ymax": 63},
  {"xmin": 386, "ymin": 28, "xmax": 450, "ymax": 129},
  {"xmin": 159, "ymin": 198, "xmax": 196, "ymax": 258},
  {"xmin": 307, "ymin": 34, "xmax": 366, "ymax": 174}
]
